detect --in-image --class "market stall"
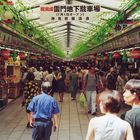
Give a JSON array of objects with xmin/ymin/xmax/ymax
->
[
  {"xmin": 0, "ymin": 57, "xmax": 8, "ymax": 108},
  {"xmin": 5, "ymin": 56, "xmax": 21, "ymax": 99}
]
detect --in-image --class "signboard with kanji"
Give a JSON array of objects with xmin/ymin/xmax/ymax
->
[{"xmin": 40, "ymin": 4, "xmax": 100, "ymax": 22}]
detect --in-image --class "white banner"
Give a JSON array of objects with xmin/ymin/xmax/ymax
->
[{"xmin": 40, "ymin": 4, "xmax": 100, "ymax": 22}]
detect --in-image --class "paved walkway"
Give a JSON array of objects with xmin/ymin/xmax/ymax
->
[
  {"xmin": 0, "ymin": 93, "xmax": 130, "ymax": 140},
  {"xmin": 0, "ymin": 93, "xmax": 92, "ymax": 140}
]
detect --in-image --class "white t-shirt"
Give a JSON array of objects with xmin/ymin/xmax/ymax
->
[
  {"xmin": 34, "ymin": 71, "xmax": 43, "ymax": 81},
  {"xmin": 45, "ymin": 74, "xmax": 53, "ymax": 86}
]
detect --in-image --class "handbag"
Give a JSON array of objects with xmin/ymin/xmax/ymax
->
[{"xmin": 79, "ymin": 93, "xmax": 87, "ymax": 108}]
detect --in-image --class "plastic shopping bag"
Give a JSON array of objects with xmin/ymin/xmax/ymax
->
[{"xmin": 79, "ymin": 93, "xmax": 87, "ymax": 108}]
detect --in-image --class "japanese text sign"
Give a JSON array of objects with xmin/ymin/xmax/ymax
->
[{"xmin": 40, "ymin": 4, "xmax": 100, "ymax": 22}]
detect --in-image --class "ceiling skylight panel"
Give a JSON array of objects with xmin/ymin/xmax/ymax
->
[
  {"xmin": 71, "ymin": 26, "xmax": 88, "ymax": 32},
  {"xmin": 50, "ymin": 30, "xmax": 67, "ymax": 35},
  {"xmin": 87, "ymin": 0, "xmax": 125, "ymax": 9},
  {"xmin": 22, "ymin": 0, "xmax": 53, "ymax": 7},
  {"xmin": 44, "ymin": 21, "xmax": 66, "ymax": 27},
  {"xmin": 52, "ymin": 26, "xmax": 67, "ymax": 32},
  {"xmin": 14, "ymin": 0, "xmax": 31, "ymax": 8},
  {"xmin": 72, "ymin": 22, "xmax": 91, "ymax": 28}
]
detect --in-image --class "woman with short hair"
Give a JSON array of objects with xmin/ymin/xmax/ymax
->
[
  {"xmin": 86, "ymin": 90, "xmax": 134, "ymax": 140},
  {"xmin": 22, "ymin": 72, "xmax": 39, "ymax": 127}
]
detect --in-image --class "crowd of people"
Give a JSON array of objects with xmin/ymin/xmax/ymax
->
[{"xmin": 20, "ymin": 61, "xmax": 140, "ymax": 140}]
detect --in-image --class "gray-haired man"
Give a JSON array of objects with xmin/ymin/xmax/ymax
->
[{"xmin": 28, "ymin": 82, "xmax": 60, "ymax": 140}]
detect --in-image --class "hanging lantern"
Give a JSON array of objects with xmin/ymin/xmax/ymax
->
[
  {"xmin": 122, "ymin": 50, "xmax": 127, "ymax": 62},
  {"xmin": 3, "ymin": 19, "xmax": 13, "ymax": 24},
  {"xmin": 130, "ymin": 50, "xmax": 140, "ymax": 69},
  {"xmin": 112, "ymin": 52, "xmax": 120, "ymax": 67},
  {"xmin": 43, "ymin": 56, "xmax": 46, "ymax": 59},
  {"xmin": 19, "ymin": 52, "xmax": 26, "ymax": 60},
  {"xmin": 2, "ymin": 50, "xmax": 10, "ymax": 59},
  {"xmin": 112, "ymin": 52, "xmax": 121, "ymax": 59},
  {"xmin": 30, "ymin": 55, "xmax": 34, "ymax": 60},
  {"xmin": 130, "ymin": 50, "xmax": 140, "ymax": 59},
  {"xmin": 30, "ymin": 55, "xmax": 37, "ymax": 60},
  {"xmin": 38, "ymin": 55, "xmax": 42, "ymax": 60},
  {"xmin": 0, "ymin": 1, "xmax": 14, "ymax": 5},
  {"xmin": 6, "ymin": 1, "xmax": 14, "ymax": 5}
]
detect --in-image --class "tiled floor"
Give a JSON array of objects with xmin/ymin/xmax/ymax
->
[{"xmin": 0, "ymin": 93, "xmax": 130, "ymax": 140}]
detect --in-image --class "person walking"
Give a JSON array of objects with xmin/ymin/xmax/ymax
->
[
  {"xmin": 57, "ymin": 67, "xmax": 66, "ymax": 102},
  {"xmin": 83, "ymin": 66, "xmax": 97, "ymax": 115},
  {"xmin": 34, "ymin": 67, "xmax": 43, "ymax": 89},
  {"xmin": 65, "ymin": 67, "xmax": 71, "ymax": 92},
  {"xmin": 116, "ymin": 71, "xmax": 128, "ymax": 93},
  {"xmin": 27, "ymin": 82, "xmax": 60, "ymax": 140},
  {"xmin": 86, "ymin": 90, "xmax": 134, "ymax": 140},
  {"xmin": 69, "ymin": 68, "xmax": 79, "ymax": 100},
  {"xmin": 122, "ymin": 79, "xmax": 140, "ymax": 140},
  {"xmin": 51, "ymin": 68, "xmax": 59, "ymax": 97},
  {"xmin": 106, "ymin": 67, "xmax": 117, "ymax": 90},
  {"xmin": 22, "ymin": 72, "xmax": 39, "ymax": 128},
  {"xmin": 20, "ymin": 66, "xmax": 28, "ymax": 96}
]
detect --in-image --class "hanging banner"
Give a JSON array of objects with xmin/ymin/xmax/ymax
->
[{"xmin": 40, "ymin": 4, "xmax": 100, "ymax": 22}]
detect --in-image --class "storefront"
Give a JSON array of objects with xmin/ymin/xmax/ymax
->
[{"xmin": 5, "ymin": 57, "xmax": 21, "ymax": 99}]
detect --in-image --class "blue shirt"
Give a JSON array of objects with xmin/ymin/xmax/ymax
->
[{"xmin": 27, "ymin": 92, "xmax": 60, "ymax": 119}]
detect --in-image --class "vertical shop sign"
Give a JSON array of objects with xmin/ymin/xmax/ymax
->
[
  {"xmin": 127, "ymin": 31, "xmax": 140, "ymax": 45},
  {"xmin": 40, "ymin": 4, "xmax": 100, "ymax": 22},
  {"xmin": 11, "ymin": 37, "xmax": 17, "ymax": 46},
  {"xmin": 5, "ymin": 34, "xmax": 10, "ymax": 45},
  {"xmin": 2, "ymin": 33, "xmax": 6, "ymax": 43},
  {"xmin": 0, "ymin": 31, "xmax": 11, "ymax": 45},
  {"xmin": 108, "ymin": 42, "xmax": 113, "ymax": 49},
  {"xmin": 118, "ymin": 36, "xmax": 129, "ymax": 47},
  {"xmin": 0, "ymin": 31, "xmax": 3, "ymax": 43},
  {"xmin": 8, "ymin": 35, "xmax": 12, "ymax": 45}
]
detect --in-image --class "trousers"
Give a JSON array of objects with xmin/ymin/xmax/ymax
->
[
  {"xmin": 32, "ymin": 121, "xmax": 53, "ymax": 140},
  {"xmin": 86, "ymin": 90, "xmax": 97, "ymax": 113}
]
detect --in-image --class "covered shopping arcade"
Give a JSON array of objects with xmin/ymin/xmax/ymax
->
[{"xmin": 0, "ymin": 0, "xmax": 139, "ymax": 140}]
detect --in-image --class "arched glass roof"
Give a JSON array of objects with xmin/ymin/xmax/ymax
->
[{"xmin": 11, "ymin": 0, "xmax": 139, "ymax": 57}]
